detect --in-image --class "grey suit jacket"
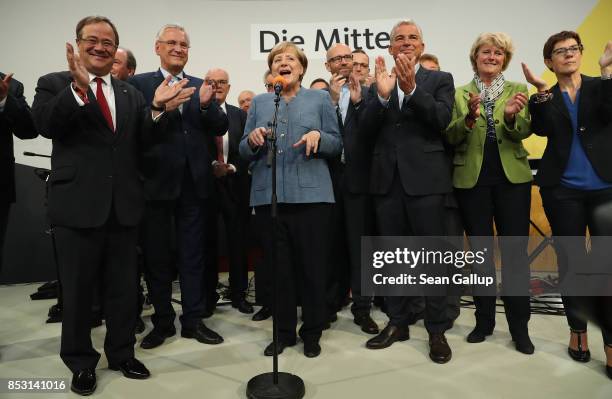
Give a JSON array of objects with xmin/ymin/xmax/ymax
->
[{"xmin": 239, "ymin": 87, "xmax": 342, "ymax": 206}]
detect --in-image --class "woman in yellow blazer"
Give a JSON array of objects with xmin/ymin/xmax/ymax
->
[{"xmin": 445, "ymin": 32, "xmax": 534, "ymax": 354}]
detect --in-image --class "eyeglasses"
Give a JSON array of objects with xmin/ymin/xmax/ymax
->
[
  {"xmin": 157, "ymin": 40, "xmax": 190, "ymax": 50},
  {"xmin": 551, "ymin": 44, "xmax": 583, "ymax": 57},
  {"xmin": 264, "ymin": 83, "xmax": 274, "ymax": 90},
  {"xmin": 353, "ymin": 62, "xmax": 369, "ymax": 69},
  {"xmin": 205, "ymin": 79, "xmax": 228, "ymax": 86},
  {"xmin": 78, "ymin": 37, "xmax": 117, "ymax": 50},
  {"xmin": 327, "ymin": 54, "xmax": 353, "ymax": 64}
]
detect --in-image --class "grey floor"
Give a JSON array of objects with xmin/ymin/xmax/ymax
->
[{"xmin": 1, "ymin": 282, "xmax": 611, "ymax": 399}]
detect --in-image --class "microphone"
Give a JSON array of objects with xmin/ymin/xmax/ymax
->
[{"xmin": 272, "ymin": 76, "xmax": 287, "ymax": 96}]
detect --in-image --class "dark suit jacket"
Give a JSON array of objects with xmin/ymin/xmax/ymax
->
[
  {"xmin": 530, "ymin": 75, "xmax": 612, "ymax": 187},
  {"xmin": 329, "ymin": 86, "xmax": 373, "ymax": 194},
  {"xmin": 219, "ymin": 103, "xmax": 250, "ymax": 205},
  {"xmin": 31, "ymin": 71, "xmax": 167, "ymax": 228},
  {"xmin": 361, "ymin": 67, "xmax": 455, "ymax": 196},
  {"xmin": 129, "ymin": 70, "xmax": 229, "ymax": 201},
  {"xmin": 0, "ymin": 73, "xmax": 37, "ymax": 204}
]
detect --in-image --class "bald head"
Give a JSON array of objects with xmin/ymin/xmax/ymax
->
[
  {"xmin": 325, "ymin": 43, "xmax": 353, "ymax": 78},
  {"xmin": 238, "ymin": 90, "xmax": 255, "ymax": 113},
  {"xmin": 205, "ymin": 68, "xmax": 230, "ymax": 105}
]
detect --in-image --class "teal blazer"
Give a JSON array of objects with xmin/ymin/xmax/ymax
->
[{"xmin": 445, "ymin": 80, "xmax": 533, "ymax": 189}]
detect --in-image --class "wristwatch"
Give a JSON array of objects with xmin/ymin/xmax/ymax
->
[{"xmin": 151, "ymin": 102, "xmax": 165, "ymax": 112}]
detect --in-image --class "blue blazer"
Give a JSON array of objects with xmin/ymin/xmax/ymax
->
[
  {"xmin": 239, "ymin": 88, "xmax": 342, "ymax": 206},
  {"xmin": 129, "ymin": 69, "xmax": 228, "ymax": 200}
]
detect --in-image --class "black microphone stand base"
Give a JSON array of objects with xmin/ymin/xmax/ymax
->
[{"xmin": 247, "ymin": 372, "xmax": 305, "ymax": 399}]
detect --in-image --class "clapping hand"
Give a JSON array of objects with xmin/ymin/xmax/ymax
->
[
  {"xmin": 153, "ymin": 75, "xmax": 190, "ymax": 109},
  {"xmin": 395, "ymin": 53, "xmax": 416, "ymax": 94},
  {"xmin": 200, "ymin": 79, "xmax": 216, "ymax": 107},
  {"xmin": 329, "ymin": 73, "xmax": 346, "ymax": 105},
  {"xmin": 374, "ymin": 56, "xmax": 397, "ymax": 100},
  {"xmin": 348, "ymin": 72, "xmax": 362, "ymax": 104},
  {"xmin": 521, "ymin": 62, "xmax": 549, "ymax": 92},
  {"xmin": 504, "ymin": 92, "xmax": 528, "ymax": 124},
  {"xmin": 0, "ymin": 73, "xmax": 13, "ymax": 101},
  {"xmin": 599, "ymin": 40, "xmax": 612, "ymax": 75},
  {"xmin": 66, "ymin": 43, "xmax": 89, "ymax": 91}
]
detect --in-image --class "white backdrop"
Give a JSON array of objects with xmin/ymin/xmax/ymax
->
[{"xmin": 0, "ymin": 0, "xmax": 599, "ymax": 168}]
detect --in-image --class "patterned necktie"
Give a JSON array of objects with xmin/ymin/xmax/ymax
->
[{"xmin": 94, "ymin": 77, "xmax": 114, "ymax": 132}]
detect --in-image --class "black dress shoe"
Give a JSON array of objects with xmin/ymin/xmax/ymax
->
[
  {"xmin": 252, "ymin": 306, "xmax": 272, "ymax": 321},
  {"xmin": 304, "ymin": 341, "xmax": 321, "ymax": 358},
  {"xmin": 568, "ymin": 329, "xmax": 591, "ymax": 362},
  {"xmin": 109, "ymin": 358, "xmax": 150, "ymax": 379},
  {"xmin": 135, "ymin": 317, "xmax": 145, "ymax": 334},
  {"xmin": 264, "ymin": 340, "xmax": 296, "ymax": 356},
  {"xmin": 181, "ymin": 322, "xmax": 224, "ymax": 344},
  {"xmin": 429, "ymin": 333, "xmax": 452, "ymax": 364},
  {"xmin": 354, "ymin": 314, "xmax": 379, "ymax": 335},
  {"xmin": 607, "ymin": 365, "xmax": 612, "ymax": 379},
  {"xmin": 232, "ymin": 298, "xmax": 254, "ymax": 314},
  {"xmin": 71, "ymin": 369, "xmax": 96, "ymax": 396},
  {"xmin": 140, "ymin": 327, "xmax": 176, "ymax": 349},
  {"xmin": 366, "ymin": 325, "xmax": 409, "ymax": 349},
  {"xmin": 466, "ymin": 327, "xmax": 493, "ymax": 343},
  {"xmin": 513, "ymin": 334, "xmax": 535, "ymax": 355}
]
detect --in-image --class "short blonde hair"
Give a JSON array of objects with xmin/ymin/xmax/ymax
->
[
  {"xmin": 267, "ymin": 41, "xmax": 308, "ymax": 80},
  {"xmin": 469, "ymin": 32, "xmax": 514, "ymax": 73}
]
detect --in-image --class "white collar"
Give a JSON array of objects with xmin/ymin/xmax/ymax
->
[{"xmin": 88, "ymin": 72, "xmax": 112, "ymax": 86}]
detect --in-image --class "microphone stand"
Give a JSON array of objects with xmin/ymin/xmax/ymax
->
[
  {"xmin": 247, "ymin": 86, "xmax": 305, "ymax": 399},
  {"xmin": 23, "ymin": 151, "xmax": 63, "ymax": 323}
]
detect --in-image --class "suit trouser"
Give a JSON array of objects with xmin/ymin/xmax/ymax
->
[
  {"xmin": 55, "ymin": 213, "xmax": 138, "ymax": 372},
  {"xmin": 327, "ymin": 185, "xmax": 351, "ymax": 316},
  {"xmin": 455, "ymin": 182, "xmax": 532, "ymax": 337},
  {"xmin": 0, "ymin": 202, "xmax": 10, "ymax": 273},
  {"xmin": 399, "ymin": 194, "xmax": 463, "ymax": 322},
  {"xmin": 374, "ymin": 173, "xmax": 448, "ymax": 334},
  {"xmin": 142, "ymin": 172, "xmax": 208, "ymax": 331},
  {"xmin": 540, "ymin": 185, "xmax": 612, "ymax": 344},
  {"xmin": 256, "ymin": 203, "xmax": 332, "ymax": 344},
  {"xmin": 343, "ymin": 190, "xmax": 376, "ymax": 317},
  {"xmin": 217, "ymin": 181, "xmax": 250, "ymax": 300}
]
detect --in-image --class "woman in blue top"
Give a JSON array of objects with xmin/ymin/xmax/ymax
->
[
  {"xmin": 239, "ymin": 41, "xmax": 342, "ymax": 358},
  {"xmin": 523, "ymin": 31, "xmax": 612, "ymax": 378}
]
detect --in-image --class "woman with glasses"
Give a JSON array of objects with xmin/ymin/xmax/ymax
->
[
  {"xmin": 445, "ymin": 32, "xmax": 534, "ymax": 354},
  {"xmin": 239, "ymin": 41, "xmax": 342, "ymax": 358},
  {"xmin": 523, "ymin": 31, "xmax": 612, "ymax": 378}
]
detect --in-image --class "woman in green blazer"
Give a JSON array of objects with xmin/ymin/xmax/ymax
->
[{"xmin": 445, "ymin": 32, "xmax": 534, "ymax": 354}]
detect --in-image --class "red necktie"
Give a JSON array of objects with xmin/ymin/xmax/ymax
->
[
  {"xmin": 215, "ymin": 136, "xmax": 224, "ymax": 163},
  {"xmin": 95, "ymin": 77, "xmax": 114, "ymax": 132}
]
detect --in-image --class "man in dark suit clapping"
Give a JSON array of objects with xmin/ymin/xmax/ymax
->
[
  {"xmin": 129, "ymin": 24, "xmax": 229, "ymax": 350},
  {"xmin": 31, "ymin": 15, "xmax": 187, "ymax": 395},
  {"xmin": 361, "ymin": 19, "xmax": 455, "ymax": 364}
]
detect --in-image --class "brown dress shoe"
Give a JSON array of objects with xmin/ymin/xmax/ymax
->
[
  {"xmin": 366, "ymin": 325, "xmax": 409, "ymax": 349},
  {"xmin": 354, "ymin": 314, "xmax": 379, "ymax": 335},
  {"xmin": 429, "ymin": 333, "xmax": 452, "ymax": 363}
]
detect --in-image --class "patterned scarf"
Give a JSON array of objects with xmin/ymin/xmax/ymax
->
[{"xmin": 474, "ymin": 74, "xmax": 505, "ymax": 140}]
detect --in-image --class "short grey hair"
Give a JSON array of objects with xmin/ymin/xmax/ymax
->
[
  {"xmin": 390, "ymin": 19, "xmax": 423, "ymax": 42},
  {"xmin": 155, "ymin": 23, "xmax": 190, "ymax": 45}
]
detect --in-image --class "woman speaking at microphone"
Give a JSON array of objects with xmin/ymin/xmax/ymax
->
[{"xmin": 239, "ymin": 41, "xmax": 342, "ymax": 358}]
